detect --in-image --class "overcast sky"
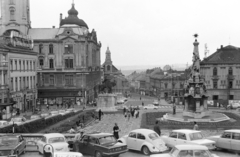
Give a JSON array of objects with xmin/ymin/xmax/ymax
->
[{"xmin": 30, "ymin": 0, "xmax": 240, "ymax": 69}]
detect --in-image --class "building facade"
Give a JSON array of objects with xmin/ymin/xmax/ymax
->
[
  {"xmin": 102, "ymin": 47, "xmax": 129, "ymax": 94},
  {"xmin": 200, "ymin": 45, "xmax": 240, "ymax": 105},
  {"xmin": 0, "ymin": 0, "xmax": 37, "ymax": 118},
  {"xmin": 28, "ymin": 3, "xmax": 102, "ymax": 107}
]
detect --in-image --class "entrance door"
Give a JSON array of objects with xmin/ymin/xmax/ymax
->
[{"xmin": 213, "ymin": 95, "xmax": 218, "ymax": 106}]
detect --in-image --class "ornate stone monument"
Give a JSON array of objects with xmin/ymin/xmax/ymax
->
[
  {"xmin": 183, "ymin": 34, "xmax": 210, "ymax": 118},
  {"xmin": 96, "ymin": 94, "xmax": 118, "ymax": 112}
]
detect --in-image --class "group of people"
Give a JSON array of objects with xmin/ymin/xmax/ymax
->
[{"xmin": 123, "ymin": 105, "xmax": 140, "ymax": 121}]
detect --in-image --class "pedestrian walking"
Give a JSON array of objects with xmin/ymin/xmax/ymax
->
[
  {"xmin": 113, "ymin": 123, "xmax": 120, "ymax": 139},
  {"xmin": 193, "ymin": 121, "xmax": 199, "ymax": 130},
  {"xmin": 131, "ymin": 108, "xmax": 135, "ymax": 117},
  {"xmin": 173, "ymin": 103, "xmax": 176, "ymax": 115},
  {"xmin": 153, "ymin": 121, "xmax": 161, "ymax": 136},
  {"xmin": 127, "ymin": 110, "xmax": 131, "ymax": 121},
  {"xmin": 98, "ymin": 109, "xmax": 102, "ymax": 121}
]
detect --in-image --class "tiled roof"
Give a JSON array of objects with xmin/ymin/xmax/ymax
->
[
  {"xmin": 201, "ymin": 45, "xmax": 240, "ymax": 64},
  {"xmin": 29, "ymin": 28, "xmax": 59, "ymax": 40}
]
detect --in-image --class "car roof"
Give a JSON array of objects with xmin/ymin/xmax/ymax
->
[
  {"xmin": 0, "ymin": 134, "xmax": 20, "ymax": 138},
  {"xmin": 173, "ymin": 129, "xmax": 200, "ymax": 133},
  {"xmin": 44, "ymin": 133, "xmax": 65, "ymax": 138},
  {"xmin": 131, "ymin": 129, "xmax": 155, "ymax": 134},
  {"xmin": 175, "ymin": 144, "xmax": 208, "ymax": 150},
  {"xmin": 225, "ymin": 129, "xmax": 240, "ymax": 133},
  {"xmin": 85, "ymin": 132, "xmax": 113, "ymax": 138}
]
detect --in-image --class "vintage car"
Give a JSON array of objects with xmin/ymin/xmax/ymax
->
[
  {"xmin": 153, "ymin": 100, "xmax": 159, "ymax": 106},
  {"xmin": 37, "ymin": 133, "xmax": 69, "ymax": 155},
  {"xmin": 53, "ymin": 152, "xmax": 83, "ymax": 157},
  {"xmin": 118, "ymin": 129, "xmax": 168, "ymax": 155},
  {"xmin": 66, "ymin": 108, "xmax": 75, "ymax": 113},
  {"xmin": 50, "ymin": 111, "xmax": 59, "ymax": 116},
  {"xmin": 0, "ymin": 121, "xmax": 8, "ymax": 127},
  {"xmin": 30, "ymin": 115, "xmax": 41, "ymax": 120},
  {"xmin": 161, "ymin": 129, "xmax": 216, "ymax": 150},
  {"xmin": 150, "ymin": 144, "xmax": 219, "ymax": 157},
  {"xmin": 207, "ymin": 129, "xmax": 240, "ymax": 152},
  {"xmin": 0, "ymin": 134, "xmax": 26, "ymax": 156},
  {"xmin": 58, "ymin": 110, "xmax": 67, "ymax": 116},
  {"xmin": 73, "ymin": 132, "xmax": 127, "ymax": 157},
  {"xmin": 9, "ymin": 117, "xmax": 27, "ymax": 125},
  {"xmin": 143, "ymin": 104, "xmax": 158, "ymax": 110}
]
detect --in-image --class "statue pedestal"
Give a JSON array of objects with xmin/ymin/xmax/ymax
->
[{"xmin": 96, "ymin": 94, "xmax": 117, "ymax": 112}]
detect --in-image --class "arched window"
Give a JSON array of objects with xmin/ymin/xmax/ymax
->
[
  {"xmin": 39, "ymin": 58, "xmax": 44, "ymax": 66},
  {"xmin": 9, "ymin": 7, "xmax": 15, "ymax": 20},
  {"xmin": 107, "ymin": 65, "xmax": 111, "ymax": 71},
  {"xmin": 39, "ymin": 44, "xmax": 43, "ymax": 53},
  {"xmin": 49, "ymin": 44, "xmax": 53, "ymax": 54},
  {"xmin": 213, "ymin": 67, "xmax": 217, "ymax": 76},
  {"xmin": 228, "ymin": 67, "xmax": 233, "ymax": 75},
  {"xmin": 49, "ymin": 59, "xmax": 54, "ymax": 69}
]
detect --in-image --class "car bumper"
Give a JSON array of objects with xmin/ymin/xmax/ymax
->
[
  {"xmin": 151, "ymin": 147, "xmax": 169, "ymax": 153},
  {"xmin": 102, "ymin": 149, "xmax": 128, "ymax": 157}
]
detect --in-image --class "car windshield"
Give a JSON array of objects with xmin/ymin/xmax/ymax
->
[
  {"xmin": 98, "ymin": 136, "xmax": 116, "ymax": 145},
  {"xmin": 169, "ymin": 148, "xmax": 179, "ymax": 157},
  {"xmin": 189, "ymin": 132, "xmax": 204, "ymax": 141},
  {"xmin": 0, "ymin": 136, "xmax": 18, "ymax": 145},
  {"xmin": 48, "ymin": 137, "xmax": 65, "ymax": 143},
  {"xmin": 148, "ymin": 133, "xmax": 159, "ymax": 140},
  {"xmin": 11, "ymin": 118, "xmax": 22, "ymax": 122}
]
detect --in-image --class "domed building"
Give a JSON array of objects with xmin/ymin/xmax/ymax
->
[{"xmin": 27, "ymin": 2, "xmax": 102, "ymax": 107}]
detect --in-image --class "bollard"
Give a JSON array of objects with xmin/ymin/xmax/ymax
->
[{"xmin": 43, "ymin": 144, "xmax": 54, "ymax": 157}]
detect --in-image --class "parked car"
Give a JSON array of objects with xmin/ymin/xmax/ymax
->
[
  {"xmin": 207, "ymin": 129, "xmax": 240, "ymax": 152},
  {"xmin": 50, "ymin": 111, "xmax": 59, "ymax": 116},
  {"xmin": 9, "ymin": 117, "xmax": 27, "ymax": 125},
  {"xmin": 150, "ymin": 144, "xmax": 219, "ymax": 157},
  {"xmin": 53, "ymin": 152, "xmax": 83, "ymax": 157},
  {"xmin": 0, "ymin": 120, "xmax": 8, "ymax": 127},
  {"xmin": 143, "ymin": 104, "xmax": 158, "ymax": 110},
  {"xmin": 66, "ymin": 108, "xmax": 75, "ymax": 113},
  {"xmin": 30, "ymin": 115, "xmax": 41, "ymax": 120},
  {"xmin": 227, "ymin": 103, "xmax": 240, "ymax": 109},
  {"xmin": 73, "ymin": 132, "xmax": 127, "ymax": 157},
  {"xmin": 59, "ymin": 110, "xmax": 67, "ymax": 115},
  {"xmin": 41, "ymin": 113, "xmax": 50, "ymax": 117},
  {"xmin": 117, "ymin": 99, "xmax": 125, "ymax": 104},
  {"xmin": 161, "ymin": 129, "xmax": 216, "ymax": 150},
  {"xmin": 153, "ymin": 100, "xmax": 159, "ymax": 106},
  {"xmin": 118, "ymin": 129, "xmax": 168, "ymax": 155},
  {"xmin": 0, "ymin": 134, "xmax": 26, "ymax": 156},
  {"xmin": 37, "ymin": 133, "xmax": 69, "ymax": 155}
]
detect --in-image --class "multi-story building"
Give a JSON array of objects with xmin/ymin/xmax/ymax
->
[
  {"xmin": 0, "ymin": 0, "xmax": 37, "ymax": 118},
  {"xmin": 200, "ymin": 45, "xmax": 240, "ymax": 105},
  {"xmin": 102, "ymin": 47, "xmax": 129, "ymax": 94},
  {"xmin": 28, "ymin": 3, "xmax": 102, "ymax": 106}
]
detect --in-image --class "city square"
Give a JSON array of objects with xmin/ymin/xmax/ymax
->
[{"xmin": 1, "ymin": 0, "xmax": 240, "ymax": 157}]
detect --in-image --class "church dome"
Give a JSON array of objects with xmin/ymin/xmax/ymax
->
[{"xmin": 60, "ymin": 4, "xmax": 88, "ymax": 28}]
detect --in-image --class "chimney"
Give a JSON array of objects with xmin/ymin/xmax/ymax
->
[
  {"xmin": 60, "ymin": 13, "xmax": 62, "ymax": 23},
  {"xmin": 52, "ymin": 26, "xmax": 55, "ymax": 28}
]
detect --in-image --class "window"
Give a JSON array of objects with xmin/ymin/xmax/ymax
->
[
  {"xmin": 39, "ymin": 59, "xmax": 44, "ymax": 66},
  {"xmin": 128, "ymin": 132, "xmax": 136, "ymax": 138},
  {"xmin": 81, "ymin": 136, "xmax": 89, "ymax": 142},
  {"xmin": 19, "ymin": 77, "xmax": 22, "ymax": 90},
  {"xmin": 39, "ymin": 44, "xmax": 43, "ymax": 53},
  {"xmin": 213, "ymin": 81, "xmax": 218, "ymax": 89},
  {"xmin": 89, "ymin": 137, "xmax": 98, "ymax": 144},
  {"xmin": 23, "ymin": 60, "xmax": 25, "ymax": 71},
  {"xmin": 229, "ymin": 81, "xmax": 233, "ymax": 89},
  {"xmin": 33, "ymin": 61, "xmax": 35, "ymax": 70},
  {"xmin": 65, "ymin": 58, "xmax": 73, "ymax": 68},
  {"xmin": 81, "ymin": 55, "xmax": 85, "ymax": 66},
  {"xmin": 107, "ymin": 65, "xmax": 111, "ymax": 71},
  {"xmin": 10, "ymin": 7, "xmax": 15, "ymax": 20},
  {"xmin": 49, "ymin": 44, "xmax": 53, "ymax": 54},
  {"xmin": 15, "ymin": 60, "xmax": 17, "ymax": 70},
  {"xmin": 137, "ymin": 133, "xmax": 145, "ymax": 140},
  {"xmin": 10, "ymin": 78, "xmax": 13, "ymax": 91},
  {"xmin": 169, "ymin": 132, "xmax": 177, "ymax": 138},
  {"xmin": 49, "ymin": 59, "xmax": 54, "ymax": 69},
  {"xmin": 30, "ymin": 61, "xmax": 32, "ymax": 71},
  {"xmin": 64, "ymin": 44, "xmax": 73, "ymax": 53},
  {"xmin": 19, "ymin": 60, "xmax": 21, "ymax": 71},
  {"xmin": 178, "ymin": 133, "xmax": 186, "ymax": 140},
  {"xmin": 232, "ymin": 133, "xmax": 240, "ymax": 140},
  {"xmin": 65, "ymin": 75, "xmax": 73, "ymax": 86},
  {"xmin": 221, "ymin": 132, "xmax": 231, "ymax": 139},
  {"xmin": 213, "ymin": 67, "xmax": 217, "ymax": 76},
  {"xmin": 15, "ymin": 77, "xmax": 18, "ymax": 91},
  {"xmin": 50, "ymin": 75, "xmax": 54, "ymax": 86},
  {"xmin": 165, "ymin": 83, "xmax": 168, "ymax": 89},
  {"xmin": 10, "ymin": 60, "xmax": 13, "ymax": 70},
  {"xmin": 228, "ymin": 67, "xmax": 233, "ymax": 75},
  {"xmin": 23, "ymin": 77, "xmax": 25, "ymax": 89},
  {"xmin": 26, "ymin": 61, "xmax": 28, "ymax": 71}
]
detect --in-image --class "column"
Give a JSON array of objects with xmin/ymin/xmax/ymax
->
[
  {"xmin": 18, "ymin": 77, "xmax": 20, "ymax": 91},
  {"xmin": 13, "ymin": 77, "xmax": 16, "ymax": 92},
  {"xmin": 28, "ymin": 76, "xmax": 31, "ymax": 89}
]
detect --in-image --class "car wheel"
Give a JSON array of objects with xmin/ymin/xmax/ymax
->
[
  {"xmin": 95, "ymin": 151, "xmax": 102, "ymax": 157},
  {"xmin": 142, "ymin": 146, "xmax": 150, "ymax": 155}
]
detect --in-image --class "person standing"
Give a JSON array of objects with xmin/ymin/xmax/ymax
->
[
  {"xmin": 193, "ymin": 121, "xmax": 199, "ymax": 130},
  {"xmin": 98, "ymin": 109, "xmax": 102, "ymax": 121},
  {"xmin": 127, "ymin": 110, "xmax": 131, "ymax": 121},
  {"xmin": 113, "ymin": 123, "xmax": 120, "ymax": 139},
  {"xmin": 173, "ymin": 103, "xmax": 176, "ymax": 115},
  {"xmin": 153, "ymin": 121, "xmax": 161, "ymax": 136}
]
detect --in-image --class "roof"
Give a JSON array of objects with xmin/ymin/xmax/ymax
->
[
  {"xmin": 201, "ymin": 45, "xmax": 240, "ymax": 65},
  {"xmin": 86, "ymin": 132, "xmax": 113, "ymax": 138},
  {"xmin": 29, "ymin": 28, "xmax": 58, "ymax": 40},
  {"xmin": 225, "ymin": 129, "xmax": 240, "ymax": 133},
  {"xmin": 175, "ymin": 144, "xmax": 208, "ymax": 150},
  {"xmin": 44, "ymin": 133, "xmax": 65, "ymax": 138},
  {"xmin": 173, "ymin": 129, "xmax": 200, "ymax": 133}
]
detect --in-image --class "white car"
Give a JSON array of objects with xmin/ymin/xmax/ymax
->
[
  {"xmin": 53, "ymin": 152, "xmax": 83, "ymax": 157},
  {"xmin": 37, "ymin": 133, "xmax": 69, "ymax": 155},
  {"xmin": 227, "ymin": 103, "xmax": 240, "ymax": 109},
  {"xmin": 143, "ymin": 104, "xmax": 158, "ymax": 110},
  {"xmin": 150, "ymin": 144, "xmax": 219, "ymax": 157},
  {"xmin": 0, "ymin": 120, "xmax": 9, "ymax": 127},
  {"xmin": 9, "ymin": 117, "xmax": 26, "ymax": 125},
  {"xmin": 207, "ymin": 129, "xmax": 240, "ymax": 152},
  {"xmin": 58, "ymin": 110, "xmax": 67, "ymax": 115},
  {"xmin": 153, "ymin": 100, "xmax": 159, "ymax": 106},
  {"xmin": 66, "ymin": 108, "xmax": 74, "ymax": 113},
  {"xmin": 50, "ymin": 111, "xmax": 59, "ymax": 116},
  {"xmin": 117, "ymin": 99, "xmax": 125, "ymax": 104},
  {"xmin": 118, "ymin": 129, "xmax": 168, "ymax": 155},
  {"xmin": 161, "ymin": 129, "xmax": 216, "ymax": 150},
  {"xmin": 30, "ymin": 115, "xmax": 41, "ymax": 120},
  {"xmin": 41, "ymin": 113, "xmax": 50, "ymax": 117}
]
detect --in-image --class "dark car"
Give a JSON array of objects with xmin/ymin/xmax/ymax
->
[
  {"xmin": 0, "ymin": 134, "xmax": 26, "ymax": 157},
  {"xmin": 73, "ymin": 132, "xmax": 127, "ymax": 157}
]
